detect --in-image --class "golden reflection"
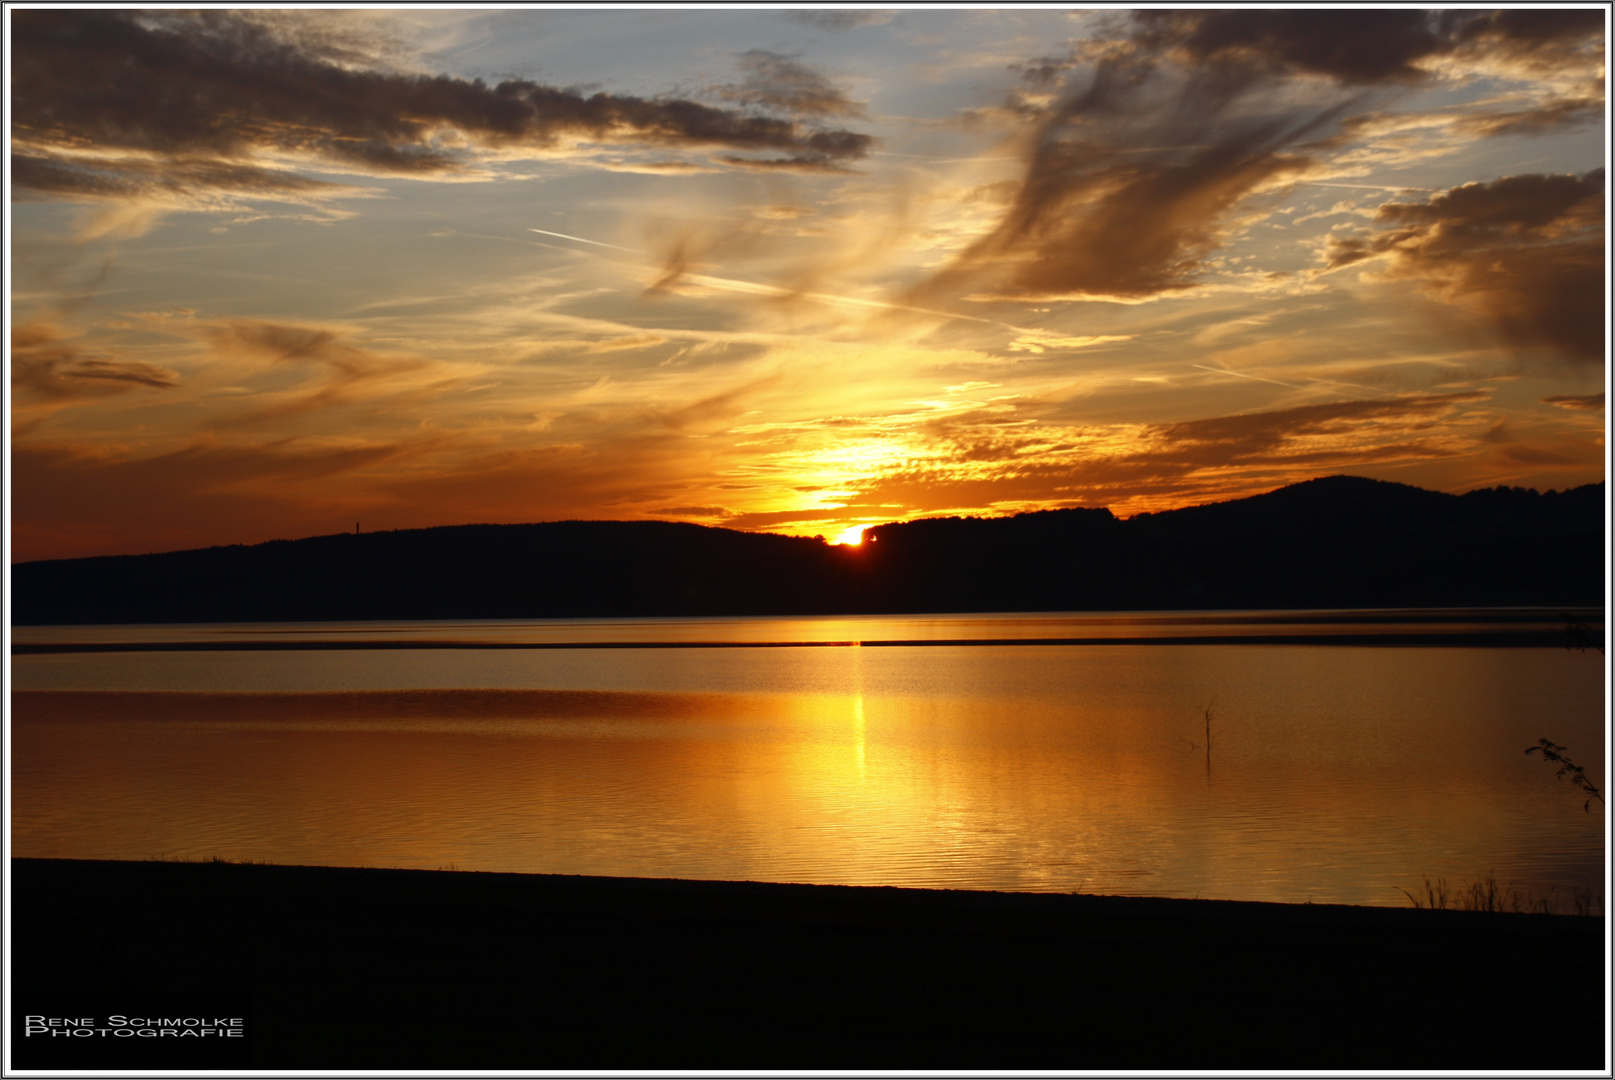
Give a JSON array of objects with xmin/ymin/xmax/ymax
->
[
  {"xmin": 9, "ymin": 642, "xmax": 1605, "ymax": 907},
  {"xmin": 853, "ymin": 693, "xmax": 867, "ymax": 779}
]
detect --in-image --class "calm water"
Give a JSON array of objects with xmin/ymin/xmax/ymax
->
[{"xmin": 10, "ymin": 611, "xmax": 1607, "ymax": 909}]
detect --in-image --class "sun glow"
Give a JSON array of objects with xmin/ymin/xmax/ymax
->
[{"xmin": 834, "ymin": 525, "xmax": 867, "ymax": 546}]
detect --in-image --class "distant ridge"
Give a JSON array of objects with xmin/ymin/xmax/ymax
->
[{"xmin": 10, "ymin": 476, "xmax": 1604, "ymax": 624}]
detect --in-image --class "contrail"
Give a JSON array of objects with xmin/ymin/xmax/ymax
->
[
  {"xmin": 528, "ymin": 228, "xmax": 646, "ymax": 254},
  {"xmin": 687, "ymin": 272, "xmax": 1090, "ymax": 338},
  {"xmin": 1303, "ymin": 182, "xmax": 1438, "ymax": 193},
  {"xmin": 1192, "ymin": 364, "xmax": 1393, "ymax": 399},
  {"xmin": 1191, "ymin": 364, "xmax": 1301, "ymax": 389},
  {"xmin": 529, "ymin": 227, "xmax": 1086, "ymax": 339}
]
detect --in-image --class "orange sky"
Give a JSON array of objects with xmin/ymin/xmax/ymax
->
[{"xmin": 8, "ymin": 8, "xmax": 1608, "ymax": 562}]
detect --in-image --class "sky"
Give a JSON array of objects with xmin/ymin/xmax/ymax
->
[{"xmin": 8, "ymin": 6, "xmax": 1608, "ymax": 562}]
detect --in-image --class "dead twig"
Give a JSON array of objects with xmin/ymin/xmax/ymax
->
[{"xmin": 1526, "ymin": 738, "xmax": 1604, "ymax": 813}]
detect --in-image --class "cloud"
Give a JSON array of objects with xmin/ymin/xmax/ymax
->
[
  {"xmin": 1007, "ymin": 333, "xmax": 1132, "ymax": 354},
  {"xmin": 11, "ymin": 321, "xmax": 180, "ymax": 401},
  {"xmin": 10, "ymin": 436, "xmax": 413, "ymax": 561},
  {"xmin": 1440, "ymin": 9, "xmax": 1607, "ymax": 74},
  {"xmin": 203, "ymin": 321, "xmax": 389, "ymax": 374},
  {"xmin": 1324, "ymin": 171, "xmax": 1605, "ymax": 364},
  {"xmin": 171, "ymin": 319, "xmax": 434, "ymax": 426},
  {"xmin": 720, "ymin": 506, "xmax": 882, "ymax": 531},
  {"xmin": 1132, "ymin": 8, "xmax": 1605, "ymax": 85},
  {"xmin": 914, "ymin": 13, "xmax": 1382, "ymax": 305},
  {"xmin": 779, "ymin": 11, "xmax": 893, "ymax": 32},
  {"xmin": 914, "ymin": 75, "xmax": 1336, "ymax": 302},
  {"xmin": 913, "ymin": 8, "xmax": 1604, "ymax": 307},
  {"xmin": 1454, "ymin": 92, "xmax": 1605, "ymax": 139},
  {"xmin": 369, "ymin": 437, "xmax": 763, "ymax": 538},
  {"xmin": 11, "ymin": 153, "xmax": 369, "ymax": 227},
  {"xmin": 10, "ymin": 421, "xmax": 725, "ymax": 562},
  {"xmin": 1144, "ymin": 392, "xmax": 1490, "ymax": 463},
  {"xmin": 642, "ymin": 375, "xmax": 784, "ymax": 434},
  {"xmin": 1542, "ymin": 393, "xmax": 1605, "ymax": 412},
  {"xmin": 10, "ymin": 9, "xmax": 874, "ymax": 216},
  {"xmin": 841, "ymin": 391, "xmax": 1494, "ymax": 518},
  {"xmin": 713, "ymin": 50, "xmax": 865, "ymax": 119},
  {"xmin": 1128, "ymin": 9, "xmax": 1452, "ymax": 85}
]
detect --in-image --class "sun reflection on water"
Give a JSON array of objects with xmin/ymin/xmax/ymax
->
[{"xmin": 9, "ymin": 631, "xmax": 1605, "ymax": 908}]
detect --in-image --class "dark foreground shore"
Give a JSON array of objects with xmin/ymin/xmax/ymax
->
[{"xmin": 10, "ymin": 858, "xmax": 1607, "ymax": 1070}]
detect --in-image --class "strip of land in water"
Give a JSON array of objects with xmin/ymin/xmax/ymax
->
[
  {"xmin": 9, "ymin": 858, "xmax": 1604, "ymax": 1070},
  {"xmin": 8, "ymin": 629, "xmax": 1581, "ymax": 653}
]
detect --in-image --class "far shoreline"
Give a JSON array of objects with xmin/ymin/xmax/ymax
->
[{"xmin": 10, "ymin": 628, "xmax": 1591, "ymax": 651}]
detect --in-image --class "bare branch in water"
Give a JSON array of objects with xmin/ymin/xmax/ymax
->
[{"xmin": 1526, "ymin": 738, "xmax": 1604, "ymax": 811}]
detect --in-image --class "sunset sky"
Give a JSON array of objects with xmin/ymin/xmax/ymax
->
[{"xmin": 9, "ymin": 6, "xmax": 1608, "ymax": 562}]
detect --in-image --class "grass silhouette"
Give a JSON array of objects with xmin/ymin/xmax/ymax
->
[{"xmin": 1398, "ymin": 874, "xmax": 1601, "ymax": 916}]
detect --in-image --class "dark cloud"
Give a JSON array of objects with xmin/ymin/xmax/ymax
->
[
  {"xmin": 951, "ymin": 113, "xmax": 1324, "ymax": 300},
  {"xmin": 1369, "ymin": 169, "xmax": 1603, "ymax": 232},
  {"xmin": 779, "ymin": 11, "xmax": 893, "ymax": 32},
  {"xmin": 654, "ymin": 505, "xmax": 734, "ymax": 519},
  {"xmin": 204, "ymin": 321, "xmax": 381, "ymax": 374},
  {"xmin": 1477, "ymin": 418, "xmax": 1580, "ymax": 466},
  {"xmin": 1128, "ymin": 10, "xmax": 1605, "ymax": 146},
  {"xmin": 711, "ymin": 122, "xmax": 875, "ymax": 172},
  {"xmin": 1132, "ymin": 8, "xmax": 1604, "ymax": 85},
  {"xmin": 914, "ymin": 12, "xmax": 1379, "ymax": 304},
  {"xmin": 917, "ymin": 9, "xmax": 1604, "ymax": 306},
  {"xmin": 1145, "ymin": 392, "xmax": 1489, "ymax": 463},
  {"xmin": 1130, "ymin": 9, "xmax": 1448, "ymax": 85},
  {"xmin": 1542, "ymin": 393, "xmax": 1605, "ymax": 412},
  {"xmin": 714, "ymin": 50, "xmax": 865, "ymax": 119},
  {"xmin": 11, "ymin": 322, "xmax": 179, "ymax": 400},
  {"xmin": 1456, "ymin": 93, "xmax": 1605, "ymax": 139},
  {"xmin": 10, "ymin": 9, "xmax": 873, "ymax": 207},
  {"xmin": 915, "ymin": 60, "xmax": 1341, "ymax": 302},
  {"xmin": 1441, "ymin": 8, "xmax": 1607, "ymax": 68},
  {"xmin": 1014, "ymin": 53, "xmax": 1079, "ymax": 90},
  {"xmin": 1324, "ymin": 171, "xmax": 1605, "ymax": 364}
]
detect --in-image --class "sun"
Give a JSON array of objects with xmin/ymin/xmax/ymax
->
[{"xmin": 833, "ymin": 525, "xmax": 867, "ymax": 546}]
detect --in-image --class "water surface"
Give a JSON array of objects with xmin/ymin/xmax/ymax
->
[{"xmin": 11, "ymin": 611, "xmax": 1605, "ymax": 908}]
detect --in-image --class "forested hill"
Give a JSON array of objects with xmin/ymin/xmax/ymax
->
[{"xmin": 11, "ymin": 475, "xmax": 1605, "ymax": 624}]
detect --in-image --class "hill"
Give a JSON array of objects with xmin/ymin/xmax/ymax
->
[{"xmin": 10, "ymin": 476, "xmax": 1604, "ymax": 624}]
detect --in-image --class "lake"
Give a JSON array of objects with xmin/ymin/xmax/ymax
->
[{"xmin": 10, "ymin": 610, "xmax": 1606, "ymax": 909}]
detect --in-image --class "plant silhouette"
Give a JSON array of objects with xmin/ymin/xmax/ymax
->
[
  {"xmin": 1524, "ymin": 617, "xmax": 1606, "ymax": 813},
  {"xmin": 1525, "ymin": 739, "xmax": 1603, "ymax": 813},
  {"xmin": 1560, "ymin": 612, "xmax": 1604, "ymax": 654},
  {"xmin": 1184, "ymin": 697, "xmax": 1218, "ymax": 774}
]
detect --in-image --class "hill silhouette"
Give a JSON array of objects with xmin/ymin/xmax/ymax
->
[{"xmin": 10, "ymin": 475, "xmax": 1604, "ymax": 624}]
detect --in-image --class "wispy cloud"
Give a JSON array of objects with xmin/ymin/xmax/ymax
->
[
  {"xmin": 779, "ymin": 11, "xmax": 894, "ymax": 32},
  {"xmin": 1542, "ymin": 393, "xmax": 1605, "ymax": 412},
  {"xmin": 834, "ymin": 391, "xmax": 1498, "ymax": 519},
  {"xmin": 11, "ymin": 321, "xmax": 180, "ymax": 401},
  {"xmin": 8, "ymin": 10, "xmax": 1603, "ymax": 560}
]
